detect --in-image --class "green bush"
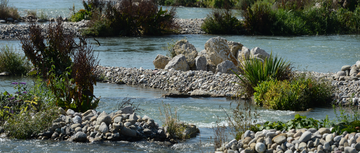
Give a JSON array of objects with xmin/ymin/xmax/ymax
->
[
  {"xmin": 235, "ymin": 53, "xmax": 292, "ymax": 97},
  {"xmin": 0, "ymin": 0, "xmax": 20, "ymax": 20},
  {"xmin": 243, "ymin": 1, "xmax": 275, "ymax": 35},
  {"xmin": 0, "ymin": 45, "xmax": 31, "ymax": 76},
  {"xmin": 201, "ymin": 9, "xmax": 244, "ymax": 34},
  {"xmin": 82, "ymin": 0, "xmax": 178, "ymax": 37},
  {"xmin": 4, "ymin": 105, "xmax": 58, "ymax": 139},
  {"xmin": 254, "ymin": 74, "xmax": 333, "ymax": 110}
]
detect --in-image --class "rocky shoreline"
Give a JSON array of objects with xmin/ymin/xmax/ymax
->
[
  {"xmin": 217, "ymin": 128, "xmax": 360, "ymax": 153},
  {"xmin": 0, "ymin": 18, "xmax": 205, "ymax": 39}
]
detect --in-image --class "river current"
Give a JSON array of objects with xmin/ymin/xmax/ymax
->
[{"xmin": 1, "ymin": 0, "xmax": 360, "ymax": 152}]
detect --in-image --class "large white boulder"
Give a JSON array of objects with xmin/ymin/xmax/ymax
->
[
  {"xmin": 164, "ymin": 54, "xmax": 190, "ymax": 71},
  {"xmin": 173, "ymin": 39, "xmax": 198, "ymax": 69},
  {"xmin": 204, "ymin": 37, "xmax": 239, "ymax": 66},
  {"xmin": 153, "ymin": 54, "xmax": 171, "ymax": 69}
]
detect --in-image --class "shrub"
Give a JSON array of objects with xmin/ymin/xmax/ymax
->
[
  {"xmin": 235, "ymin": 53, "xmax": 292, "ymax": 97},
  {"xmin": 20, "ymin": 22, "xmax": 100, "ymax": 112},
  {"xmin": 243, "ymin": 1, "xmax": 275, "ymax": 35},
  {"xmin": 82, "ymin": 0, "xmax": 178, "ymax": 36},
  {"xmin": 201, "ymin": 9, "xmax": 244, "ymax": 34},
  {"xmin": 0, "ymin": 45, "xmax": 31, "ymax": 76},
  {"xmin": 4, "ymin": 105, "xmax": 58, "ymax": 139},
  {"xmin": 254, "ymin": 74, "xmax": 333, "ymax": 110},
  {"xmin": 0, "ymin": 0, "xmax": 20, "ymax": 20}
]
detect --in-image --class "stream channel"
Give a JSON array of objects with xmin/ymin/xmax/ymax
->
[{"xmin": 1, "ymin": 0, "xmax": 360, "ymax": 152}]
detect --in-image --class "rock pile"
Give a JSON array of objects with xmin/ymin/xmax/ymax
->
[
  {"xmin": 0, "ymin": 20, "xmax": 89, "ymax": 39},
  {"xmin": 332, "ymin": 61, "xmax": 360, "ymax": 107},
  {"xmin": 0, "ymin": 18, "xmax": 205, "ymax": 40},
  {"xmin": 94, "ymin": 66, "xmax": 242, "ymax": 97},
  {"xmin": 217, "ymin": 128, "xmax": 360, "ymax": 153},
  {"xmin": 174, "ymin": 18, "xmax": 205, "ymax": 34},
  {"xmin": 153, "ymin": 36, "xmax": 271, "ymax": 74},
  {"xmin": 36, "ymin": 106, "xmax": 199, "ymax": 143}
]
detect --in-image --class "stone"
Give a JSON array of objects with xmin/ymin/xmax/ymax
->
[
  {"xmin": 354, "ymin": 143, "xmax": 360, "ymax": 151},
  {"xmin": 227, "ymin": 41, "xmax": 243, "ymax": 57},
  {"xmin": 238, "ymin": 46, "xmax": 250, "ymax": 61},
  {"xmin": 250, "ymin": 47, "xmax": 270, "ymax": 61},
  {"xmin": 325, "ymin": 134, "xmax": 333, "ymax": 142},
  {"xmin": 0, "ymin": 72, "xmax": 10, "ymax": 76},
  {"xmin": 298, "ymin": 142, "xmax": 307, "ymax": 150},
  {"xmin": 216, "ymin": 60, "xmax": 238, "ymax": 74},
  {"xmin": 173, "ymin": 39, "xmax": 198, "ymax": 68},
  {"xmin": 72, "ymin": 116, "xmax": 82, "ymax": 124},
  {"xmin": 255, "ymin": 142, "xmax": 266, "ymax": 153},
  {"xmin": 272, "ymin": 134, "xmax": 287, "ymax": 144},
  {"xmin": 164, "ymin": 54, "xmax": 190, "ymax": 71},
  {"xmin": 336, "ymin": 71, "xmax": 346, "ymax": 77},
  {"xmin": 129, "ymin": 113, "xmax": 138, "ymax": 121},
  {"xmin": 350, "ymin": 65, "xmax": 358, "ymax": 76},
  {"xmin": 323, "ymin": 142, "xmax": 330, "ymax": 150},
  {"xmin": 67, "ymin": 109, "xmax": 75, "ymax": 116},
  {"xmin": 113, "ymin": 116, "xmax": 123, "ymax": 123},
  {"xmin": 299, "ymin": 131, "xmax": 312, "ymax": 142},
  {"xmin": 0, "ymin": 20, "xmax": 5, "ymax": 23},
  {"xmin": 243, "ymin": 137, "xmax": 252, "ymax": 145},
  {"xmin": 265, "ymin": 136, "xmax": 272, "ymax": 145},
  {"xmin": 204, "ymin": 37, "xmax": 239, "ymax": 66},
  {"xmin": 190, "ymin": 89, "xmax": 211, "ymax": 97},
  {"xmin": 318, "ymin": 128, "xmax": 330, "ymax": 135},
  {"xmin": 344, "ymin": 147, "xmax": 357, "ymax": 153},
  {"xmin": 98, "ymin": 122, "xmax": 109, "ymax": 133},
  {"xmin": 70, "ymin": 132, "xmax": 88, "ymax": 142},
  {"xmin": 294, "ymin": 131, "xmax": 303, "ymax": 138},
  {"xmin": 356, "ymin": 61, "xmax": 360, "ymax": 68},
  {"xmin": 195, "ymin": 56, "xmax": 207, "ymax": 71},
  {"xmin": 120, "ymin": 106, "xmax": 133, "ymax": 114},
  {"xmin": 58, "ymin": 107, "xmax": 66, "ymax": 115},
  {"xmin": 120, "ymin": 126, "xmax": 137, "ymax": 137},
  {"xmin": 96, "ymin": 111, "xmax": 112, "ymax": 125},
  {"xmin": 340, "ymin": 137, "xmax": 347, "ymax": 146},
  {"xmin": 341, "ymin": 65, "xmax": 352, "ymax": 71},
  {"xmin": 153, "ymin": 54, "xmax": 171, "ymax": 69}
]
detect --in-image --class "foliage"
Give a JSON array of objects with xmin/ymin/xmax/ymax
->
[
  {"xmin": 0, "ymin": 0, "xmax": 20, "ymax": 20},
  {"xmin": 254, "ymin": 74, "xmax": 333, "ymax": 110},
  {"xmin": 159, "ymin": 103, "xmax": 196, "ymax": 140},
  {"xmin": 158, "ymin": 0, "xmax": 198, "ymax": 7},
  {"xmin": 82, "ymin": 0, "xmax": 178, "ymax": 37},
  {"xmin": 235, "ymin": 53, "xmax": 292, "ymax": 98},
  {"xmin": 38, "ymin": 10, "xmax": 48, "ymax": 20},
  {"xmin": 243, "ymin": 1, "xmax": 275, "ymax": 35},
  {"xmin": 20, "ymin": 22, "xmax": 100, "ymax": 112},
  {"xmin": 0, "ymin": 45, "xmax": 31, "ymax": 76},
  {"xmin": 4, "ymin": 105, "xmax": 58, "ymax": 139},
  {"xmin": 223, "ymin": 101, "xmax": 258, "ymax": 140},
  {"xmin": 26, "ymin": 10, "xmax": 37, "ymax": 17},
  {"xmin": 213, "ymin": 119, "xmax": 228, "ymax": 150},
  {"xmin": 330, "ymin": 104, "xmax": 360, "ymax": 134},
  {"xmin": 257, "ymin": 114, "xmax": 321, "ymax": 131},
  {"xmin": 201, "ymin": 9, "xmax": 244, "ymax": 34}
]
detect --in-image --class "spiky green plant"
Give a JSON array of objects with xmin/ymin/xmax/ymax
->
[{"xmin": 234, "ymin": 53, "xmax": 292, "ymax": 97}]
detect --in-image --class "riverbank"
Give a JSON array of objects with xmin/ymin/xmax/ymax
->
[{"xmin": 0, "ymin": 18, "xmax": 205, "ymax": 39}]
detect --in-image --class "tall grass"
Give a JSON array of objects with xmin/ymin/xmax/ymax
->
[
  {"xmin": 235, "ymin": 53, "xmax": 292, "ymax": 97},
  {"xmin": 0, "ymin": 0, "xmax": 20, "ymax": 20},
  {"xmin": 0, "ymin": 45, "xmax": 31, "ymax": 76}
]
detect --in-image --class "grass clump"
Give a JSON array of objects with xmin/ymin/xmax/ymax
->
[
  {"xmin": 254, "ymin": 73, "xmax": 333, "ymax": 111},
  {"xmin": 81, "ymin": 0, "xmax": 178, "ymax": 37},
  {"xmin": 0, "ymin": 45, "xmax": 31, "ymax": 76},
  {"xmin": 0, "ymin": 0, "xmax": 20, "ymax": 20},
  {"xmin": 235, "ymin": 53, "xmax": 292, "ymax": 98},
  {"xmin": 159, "ymin": 103, "xmax": 199, "ymax": 140}
]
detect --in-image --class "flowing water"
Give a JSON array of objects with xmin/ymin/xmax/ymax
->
[{"xmin": 1, "ymin": 0, "xmax": 360, "ymax": 152}]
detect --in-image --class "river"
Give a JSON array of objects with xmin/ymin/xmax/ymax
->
[{"xmin": 1, "ymin": 0, "xmax": 360, "ymax": 152}]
